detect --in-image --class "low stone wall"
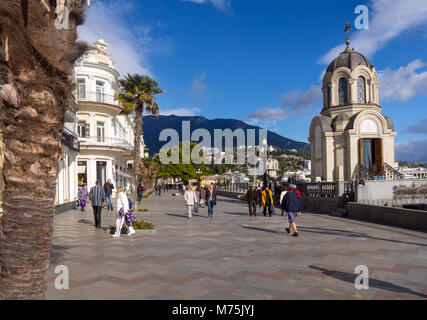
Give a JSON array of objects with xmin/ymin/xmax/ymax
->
[
  {"xmin": 347, "ymin": 202, "xmax": 427, "ymax": 231},
  {"xmin": 216, "ymin": 191, "xmax": 246, "ymax": 200},
  {"xmin": 54, "ymin": 201, "xmax": 76, "ymax": 215},
  {"xmin": 301, "ymin": 197, "xmax": 339, "ymax": 214}
]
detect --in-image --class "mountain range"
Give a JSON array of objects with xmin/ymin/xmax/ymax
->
[{"xmin": 143, "ymin": 115, "xmax": 310, "ymax": 156}]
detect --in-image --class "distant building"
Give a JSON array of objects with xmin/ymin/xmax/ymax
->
[
  {"xmin": 303, "ymin": 159, "xmax": 312, "ymax": 171},
  {"xmin": 267, "ymin": 158, "xmax": 279, "ymax": 179}
]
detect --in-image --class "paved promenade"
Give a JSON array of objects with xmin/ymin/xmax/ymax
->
[{"xmin": 46, "ymin": 192, "xmax": 427, "ymax": 300}]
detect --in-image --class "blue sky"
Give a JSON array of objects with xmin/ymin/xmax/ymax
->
[{"xmin": 78, "ymin": 0, "xmax": 427, "ymax": 161}]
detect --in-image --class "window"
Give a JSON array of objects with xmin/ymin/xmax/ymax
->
[
  {"xmin": 96, "ymin": 81, "xmax": 104, "ymax": 103},
  {"xmin": 77, "ymin": 121, "xmax": 89, "ymax": 138},
  {"xmin": 77, "ymin": 79, "xmax": 86, "ymax": 99},
  {"xmin": 97, "ymin": 121, "xmax": 105, "ymax": 142},
  {"xmin": 327, "ymin": 86, "xmax": 331, "ymax": 107},
  {"xmin": 338, "ymin": 78, "xmax": 348, "ymax": 105},
  {"xmin": 357, "ymin": 77, "xmax": 366, "ymax": 103}
]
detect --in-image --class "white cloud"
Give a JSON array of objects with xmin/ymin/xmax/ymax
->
[
  {"xmin": 248, "ymin": 108, "xmax": 287, "ymax": 120},
  {"xmin": 248, "ymin": 85, "xmax": 322, "ymax": 120},
  {"xmin": 161, "ymin": 107, "xmax": 201, "ymax": 117},
  {"xmin": 379, "ymin": 59, "xmax": 427, "ymax": 101},
  {"xmin": 78, "ymin": 0, "xmax": 171, "ymax": 77},
  {"xmin": 406, "ymin": 118, "xmax": 427, "ymax": 134},
  {"xmin": 281, "ymin": 85, "xmax": 322, "ymax": 114},
  {"xmin": 395, "ymin": 140, "xmax": 427, "ymax": 162},
  {"xmin": 320, "ymin": 0, "xmax": 427, "ymax": 64},
  {"xmin": 180, "ymin": 0, "xmax": 232, "ymax": 12},
  {"xmin": 189, "ymin": 71, "xmax": 209, "ymax": 105}
]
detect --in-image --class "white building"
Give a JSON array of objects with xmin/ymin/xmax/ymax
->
[
  {"xmin": 74, "ymin": 39, "xmax": 146, "ymax": 196},
  {"xmin": 267, "ymin": 157, "xmax": 279, "ymax": 179},
  {"xmin": 303, "ymin": 159, "xmax": 311, "ymax": 171}
]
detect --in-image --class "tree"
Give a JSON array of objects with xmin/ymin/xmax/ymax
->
[
  {"xmin": 116, "ymin": 74, "xmax": 164, "ymax": 205},
  {"xmin": 0, "ymin": 0, "xmax": 88, "ymax": 299}
]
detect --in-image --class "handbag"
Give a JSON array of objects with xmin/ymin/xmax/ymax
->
[
  {"xmin": 118, "ymin": 207, "xmax": 126, "ymax": 217},
  {"xmin": 125, "ymin": 211, "xmax": 136, "ymax": 226}
]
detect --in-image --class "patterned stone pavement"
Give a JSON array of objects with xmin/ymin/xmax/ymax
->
[{"xmin": 46, "ymin": 192, "xmax": 427, "ymax": 300}]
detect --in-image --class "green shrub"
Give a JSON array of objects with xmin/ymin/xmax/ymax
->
[{"xmin": 132, "ymin": 219, "xmax": 154, "ymax": 230}]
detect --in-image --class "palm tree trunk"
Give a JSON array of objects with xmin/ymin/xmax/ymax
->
[
  {"xmin": 133, "ymin": 104, "xmax": 143, "ymax": 207},
  {"xmin": 0, "ymin": 0, "xmax": 87, "ymax": 299},
  {"xmin": 0, "ymin": 88, "xmax": 64, "ymax": 299}
]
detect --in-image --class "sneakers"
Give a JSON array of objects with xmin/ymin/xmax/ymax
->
[
  {"xmin": 292, "ymin": 232, "xmax": 299, "ymax": 237},
  {"xmin": 285, "ymin": 228, "xmax": 290, "ymax": 234},
  {"xmin": 112, "ymin": 234, "xmax": 120, "ymax": 238}
]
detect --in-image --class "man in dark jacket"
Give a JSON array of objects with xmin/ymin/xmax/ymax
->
[
  {"xmin": 104, "ymin": 179, "xmax": 115, "ymax": 210},
  {"xmin": 89, "ymin": 180, "xmax": 106, "ymax": 229},
  {"xmin": 246, "ymin": 186, "xmax": 258, "ymax": 216},
  {"xmin": 283, "ymin": 184, "xmax": 302, "ymax": 237}
]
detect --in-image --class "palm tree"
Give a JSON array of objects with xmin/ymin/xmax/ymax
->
[
  {"xmin": 0, "ymin": 0, "xmax": 88, "ymax": 299},
  {"xmin": 116, "ymin": 74, "xmax": 164, "ymax": 205}
]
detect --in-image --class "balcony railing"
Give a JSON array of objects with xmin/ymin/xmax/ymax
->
[
  {"xmin": 79, "ymin": 136, "xmax": 133, "ymax": 151},
  {"xmin": 76, "ymin": 91, "xmax": 121, "ymax": 107}
]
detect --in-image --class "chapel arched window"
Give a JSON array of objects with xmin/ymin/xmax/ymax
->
[
  {"xmin": 357, "ymin": 77, "xmax": 366, "ymax": 103},
  {"xmin": 338, "ymin": 78, "xmax": 348, "ymax": 105}
]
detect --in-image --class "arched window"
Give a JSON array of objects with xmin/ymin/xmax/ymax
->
[
  {"xmin": 327, "ymin": 86, "xmax": 331, "ymax": 107},
  {"xmin": 338, "ymin": 77, "xmax": 348, "ymax": 105},
  {"xmin": 357, "ymin": 77, "xmax": 366, "ymax": 103}
]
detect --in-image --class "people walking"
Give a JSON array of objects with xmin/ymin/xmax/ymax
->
[
  {"xmin": 89, "ymin": 180, "xmax": 106, "ymax": 229},
  {"xmin": 184, "ymin": 185, "xmax": 198, "ymax": 219},
  {"xmin": 205, "ymin": 184, "xmax": 217, "ymax": 219},
  {"xmin": 261, "ymin": 186, "xmax": 273, "ymax": 217},
  {"xmin": 78, "ymin": 185, "xmax": 88, "ymax": 212},
  {"xmin": 137, "ymin": 183, "xmax": 144, "ymax": 205},
  {"xmin": 246, "ymin": 186, "xmax": 258, "ymax": 216},
  {"xmin": 199, "ymin": 185, "xmax": 206, "ymax": 208},
  {"xmin": 103, "ymin": 179, "xmax": 115, "ymax": 211},
  {"xmin": 283, "ymin": 184, "xmax": 302, "ymax": 237},
  {"xmin": 280, "ymin": 185, "xmax": 289, "ymax": 216},
  {"xmin": 256, "ymin": 187, "xmax": 262, "ymax": 208},
  {"xmin": 112, "ymin": 187, "xmax": 136, "ymax": 238}
]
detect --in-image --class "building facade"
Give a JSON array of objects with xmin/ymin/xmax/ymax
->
[
  {"xmin": 308, "ymin": 38, "xmax": 397, "ymax": 182},
  {"xmin": 74, "ymin": 39, "xmax": 145, "ymax": 196},
  {"xmin": 267, "ymin": 158, "xmax": 279, "ymax": 179},
  {"xmin": 54, "ymin": 109, "xmax": 80, "ymax": 207}
]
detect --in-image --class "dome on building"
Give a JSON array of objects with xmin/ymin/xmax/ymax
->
[{"xmin": 326, "ymin": 47, "xmax": 373, "ymax": 74}]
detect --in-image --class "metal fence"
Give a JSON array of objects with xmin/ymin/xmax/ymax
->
[{"xmin": 216, "ymin": 181, "xmax": 340, "ymax": 203}]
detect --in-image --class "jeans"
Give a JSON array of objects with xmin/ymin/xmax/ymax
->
[
  {"xmin": 106, "ymin": 194, "xmax": 113, "ymax": 210},
  {"xmin": 207, "ymin": 201, "xmax": 214, "ymax": 217}
]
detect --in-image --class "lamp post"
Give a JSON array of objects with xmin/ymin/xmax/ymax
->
[{"xmin": 262, "ymin": 138, "xmax": 268, "ymax": 188}]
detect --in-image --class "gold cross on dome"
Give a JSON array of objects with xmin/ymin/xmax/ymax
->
[{"xmin": 344, "ymin": 21, "xmax": 352, "ymax": 47}]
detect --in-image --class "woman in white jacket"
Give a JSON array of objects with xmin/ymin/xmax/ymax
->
[
  {"xmin": 184, "ymin": 185, "xmax": 198, "ymax": 219},
  {"xmin": 112, "ymin": 187, "xmax": 136, "ymax": 238}
]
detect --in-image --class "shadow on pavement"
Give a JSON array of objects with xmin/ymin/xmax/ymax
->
[
  {"xmin": 166, "ymin": 213, "xmax": 208, "ymax": 219},
  {"xmin": 240, "ymin": 225, "xmax": 284, "ymax": 235},
  {"xmin": 299, "ymin": 226, "xmax": 427, "ymax": 247},
  {"xmin": 309, "ymin": 265, "xmax": 427, "ymax": 299}
]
